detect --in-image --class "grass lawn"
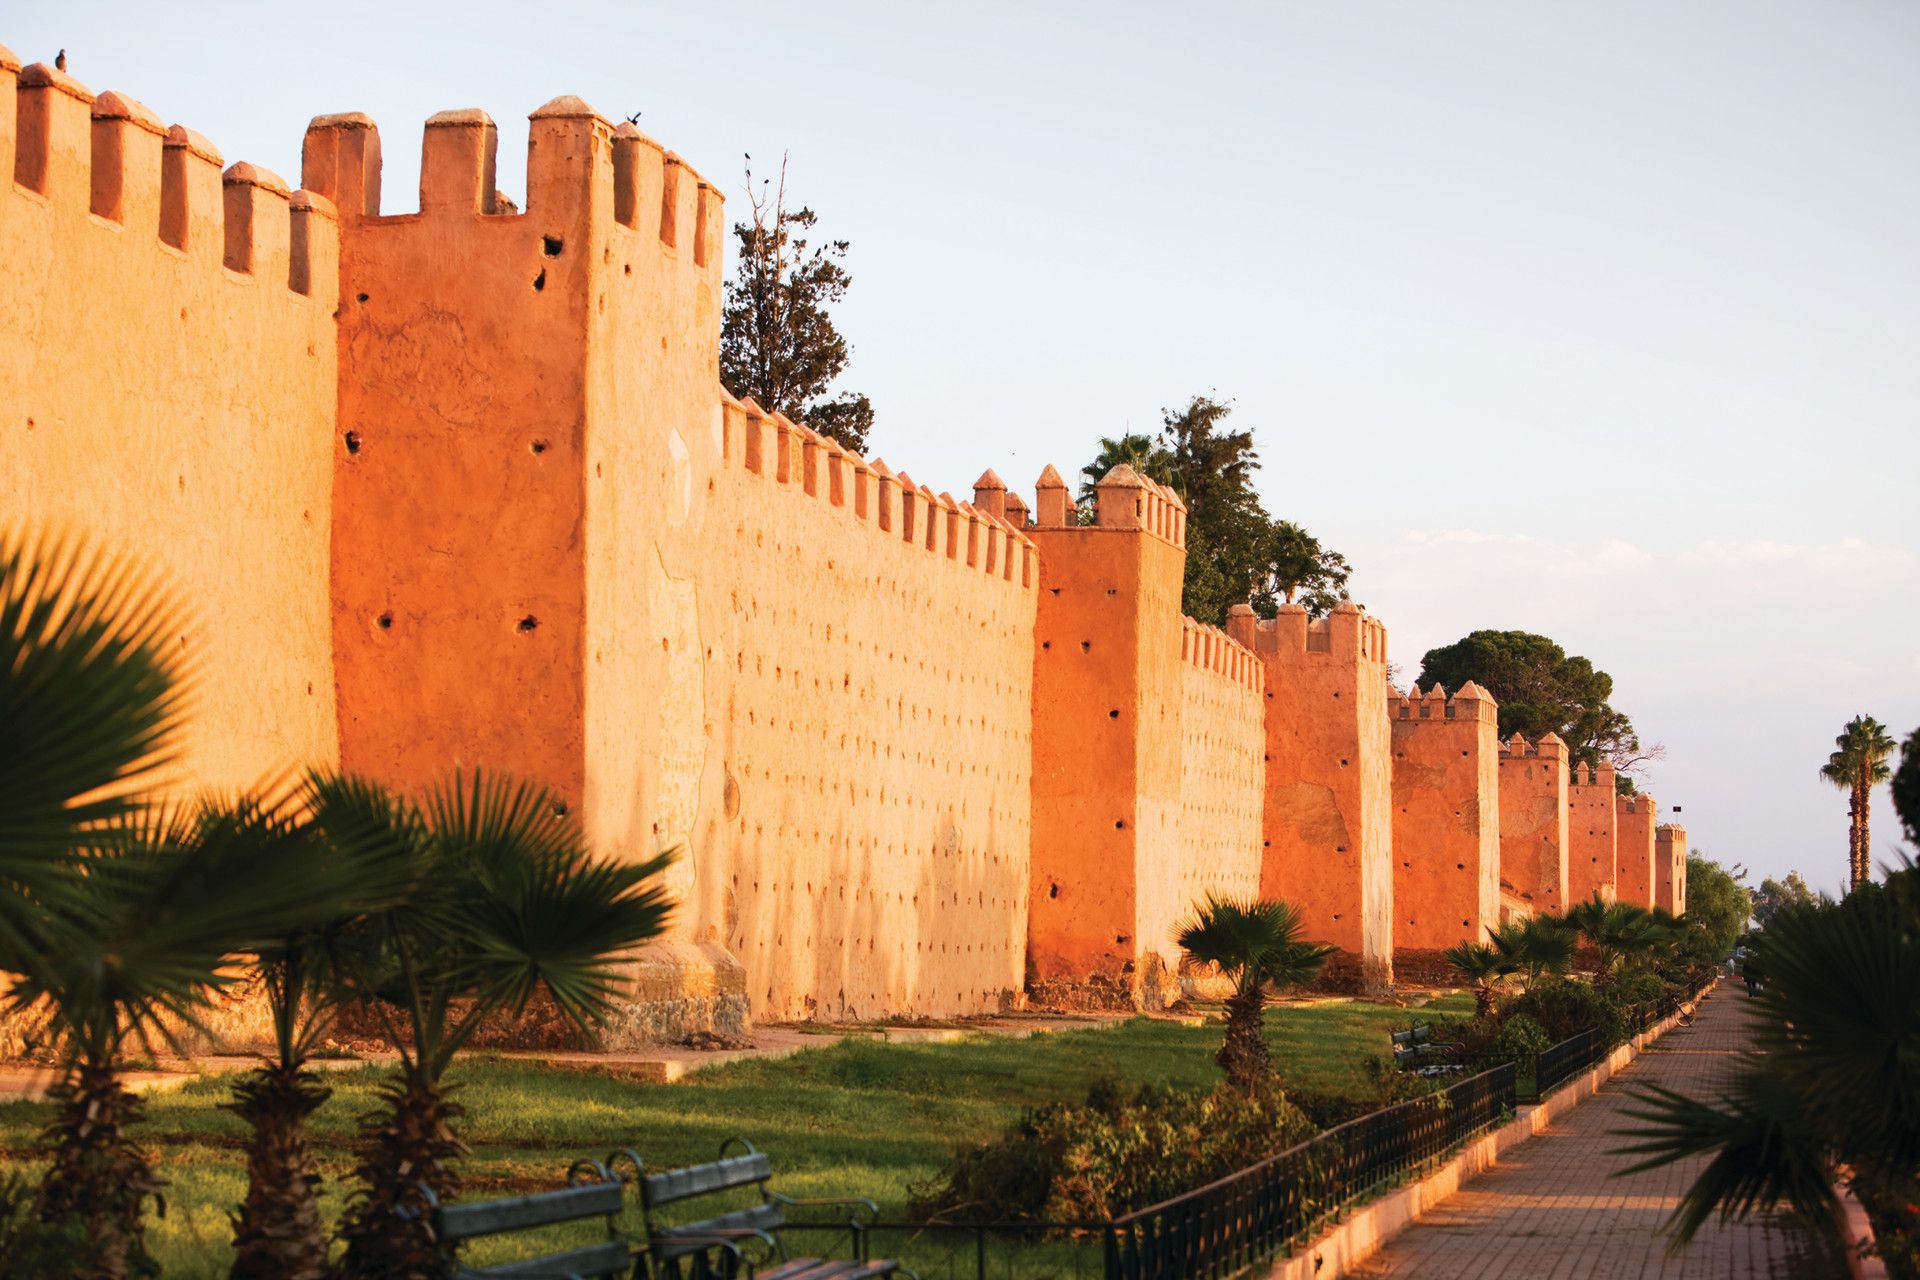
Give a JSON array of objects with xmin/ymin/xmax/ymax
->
[{"xmin": 0, "ymin": 994, "xmax": 1470, "ymax": 1278}]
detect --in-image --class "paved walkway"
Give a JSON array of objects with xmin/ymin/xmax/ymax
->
[{"xmin": 1351, "ymin": 987, "xmax": 1828, "ymax": 1278}]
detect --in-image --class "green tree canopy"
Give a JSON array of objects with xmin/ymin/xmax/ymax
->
[
  {"xmin": 1895, "ymin": 725, "xmax": 1920, "ymax": 847},
  {"xmin": 1415, "ymin": 630, "xmax": 1650, "ymax": 777},
  {"xmin": 719, "ymin": 157, "xmax": 873, "ymax": 452},
  {"xmin": 1076, "ymin": 397, "xmax": 1353, "ymax": 626},
  {"xmin": 1751, "ymin": 871, "xmax": 1818, "ymax": 928},
  {"xmin": 1682, "ymin": 853, "xmax": 1751, "ymax": 954}
]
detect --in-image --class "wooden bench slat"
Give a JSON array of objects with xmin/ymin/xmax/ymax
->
[
  {"xmin": 463, "ymin": 1239, "xmax": 633, "ymax": 1278},
  {"xmin": 653, "ymin": 1202, "xmax": 785, "ymax": 1260},
  {"xmin": 440, "ymin": 1181, "xmax": 626, "ymax": 1240},
  {"xmin": 641, "ymin": 1153, "xmax": 772, "ymax": 1204}
]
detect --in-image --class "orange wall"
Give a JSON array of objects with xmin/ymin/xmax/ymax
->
[
  {"xmin": 1027, "ymin": 467, "xmax": 1261, "ymax": 1005},
  {"xmin": 1655, "ymin": 824, "xmax": 1687, "ymax": 916},
  {"xmin": 0, "ymin": 54, "xmax": 340, "ymax": 795},
  {"xmin": 1615, "ymin": 793, "xmax": 1658, "ymax": 909},
  {"xmin": 1497, "ymin": 733, "xmax": 1570, "ymax": 914},
  {"xmin": 1388, "ymin": 685, "xmax": 1500, "ymax": 952},
  {"xmin": 1568, "ymin": 763, "xmax": 1619, "ymax": 905},
  {"xmin": 1233, "ymin": 602, "xmax": 1394, "ymax": 987}
]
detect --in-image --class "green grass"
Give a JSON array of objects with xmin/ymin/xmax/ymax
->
[{"xmin": 0, "ymin": 995, "xmax": 1470, "ymax": 1278}]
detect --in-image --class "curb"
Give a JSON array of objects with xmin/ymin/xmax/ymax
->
[{"xmin": 1256, "ymin": 983, "xmax": 1713, "ymax": 1280}]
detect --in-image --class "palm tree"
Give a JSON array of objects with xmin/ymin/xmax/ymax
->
[
  {"xmin": 1820, "ymin": 715, "xmax": 1898, "ymax": 892},
  {"xmin": 0, "ymin": 533, "xmax": 186, "ymax": 980},
  {"xmin": 1564, "ymin": 894, "xmax": 1659, "ymax": 983},
  {"xmin": 1487, "ymin": 915, "xmax": 1576, "ymax": 990},
  {"xmin": 314, "ymin": 772, "xmax": 674, "ymax": 1278},
  {"xmin": 1444, "ymin": 940, "xmax": 1513, "ymax": 1016},
  {"xmin": 10, "ymin": 795, "xmax": 373, "ymax": 1280},
  {"xmin": 222, "ymin": 784, "xmax": 416, "ymax": 1280},
  {"xmin": 1619, "ymin": 862, "xmax": 1918, "ymax": 1269},
  {"xmin": 1176, "ymin": 897, "xmax": 1334, "ymax": 1092},
  {"xmin": 1076, "ymin": 433, "xmax": 1177, "ymax": 508}
]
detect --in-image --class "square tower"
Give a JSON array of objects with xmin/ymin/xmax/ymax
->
[
  {"xmin": 1230, "ymin": 601, "xmax": 1394, "ymax": 991},
  {"xmin": 1388, "ymin": 683, "xmax": 1501, "ymax": 983},
  {"xmin": 1656, "ymin": 824, "xmax": 1688, "ymax": 916},
  {"xmin": 1497, "ymin": 732, "xmax": 1570, "ymax": 914},
  {"xmin": 1568, "ymin": 762, "xmax": 1619, "ymax": 905},
  {"xmin": 1615, "ymin": 793, "xmax": 1659, "ymax": 910}
]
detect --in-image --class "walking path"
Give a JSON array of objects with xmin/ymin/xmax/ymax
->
[{"xmin": 1350, "ymin": 987, "xmax": 1826, "ymax": 1278}]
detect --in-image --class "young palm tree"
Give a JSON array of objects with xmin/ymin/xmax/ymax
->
[
  {"xmin": 1619, "ymin": 862, "xmax": 1918, "ymax": 1270},
  {"xmin": 1176, "ymin": 897, "xmax": 1334, "ymax": 1093},
  {"xmin": 1564, "ymin": 894, "xmax": 1659, "ymax": 983},
  {"xmin": 313, "ymin": 772, "xmax": 674, "ymax": 1278},
  {"xmin": 1820, "ymin": 715, "xmax": 1898, "ymax": 891},
  {"xmin": 0, "ymin": 533, "xmax": 186, "ymax": 980},
  {"xmin": 221, "ymin": 784, "xmax": 416, "ymax": 1280},
  {"xmin": 1443, "ymin": 940, "xmax": 1513, "ymax": 1016},
  {"xmin": 1487, "ymin": 915, "xmax": 1576, "ymax": 991}
]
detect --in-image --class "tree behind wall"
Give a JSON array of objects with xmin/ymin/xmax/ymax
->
[
  {"xmin": 1416, "ymin": 630, "xmax": 1655, "ymax": 782},
  {"xmin": 719, "ymin": 156, "xmax": 874, "ymax": 452}
]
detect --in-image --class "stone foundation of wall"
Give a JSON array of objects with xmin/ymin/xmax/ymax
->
[{"xmin": 1390, "ymin": 948, "xmax": 1460, "ymax": 988}]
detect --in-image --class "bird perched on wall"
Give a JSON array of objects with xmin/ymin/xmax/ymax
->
[{"xmin": 54, "ymin": 49, "xmax": 66, "ymax": 71}]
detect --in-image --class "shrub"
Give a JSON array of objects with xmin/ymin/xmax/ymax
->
[
  {"xmin": 1283, "ymin": 1055, "xmax": 1439, "ymax": 1129},
  {"xmin": 1609, "ymin": 968, "xmax": 1667, "ymax": 1026},
  {"xmin": 1506, "ymin": 979, "xmax": 1630, "ymax": 1047},
  {"xmin": 909, "ymin": 1077, "xmax": 1317, "ymax": 1223},
  {"xmin": 1493, "ymin": 1012, "xmax": 1551, "ymax": 1061}
]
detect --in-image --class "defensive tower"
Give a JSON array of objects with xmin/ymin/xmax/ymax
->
[{"xmin": 1497, "ymin": 732, "xmax": 1571, "ymax": 914}]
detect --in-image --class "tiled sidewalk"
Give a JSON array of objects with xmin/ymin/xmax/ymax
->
[{"xmin": 1349, "ymin": 988, "xmax": 1828, "ymax": 1278}]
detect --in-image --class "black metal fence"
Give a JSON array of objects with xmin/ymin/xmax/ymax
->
[
  {"xmin": 1100, "ymin": 1061, "xmax": 1516, "ymax": 1280},
  {"xmin": 1531, "ymin": 1026, "xmax": 1602, "ymax": 1097}
]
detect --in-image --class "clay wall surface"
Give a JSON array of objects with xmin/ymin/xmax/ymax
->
[
  {"xmin": 1656, "ymin": 824, "xmax": 1687, "ymax": 916},
  {"xmin": 0, "ymin": 53, "xmax": 341, "ymax": 795},
  {"xmin": 1030, "ymin": 465, "xmax": 1262, "ymax": 1007},
  {"xmin": 1567, "ymin": 762, "xmax": 1619, "ymax": 905},
  {"xmin": 1388, "ymin": 684, "xmax": 1500, "ymax": 960},
  {"xmin": 303, "ymin": 99, "xmax": 1037, "ymax": 1028},
  {"xmin": 1158, "ymin": 618, "xmax": 1265, "ymax": 989},
  {"xmin": 1615, "ymin": 793, "xmax": 1658, "ymax": 910},
  {"xmin": 1231, "ymin": 601, "xmax": 1394, "ymax": 989},
  {"xmin": 1497, "ymin": 733, "xmax": 1570, "ymax": 915}
]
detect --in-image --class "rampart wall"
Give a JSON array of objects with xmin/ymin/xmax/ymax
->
[
  {"xmin": 1568, "ymin": 762, "xmax": 1619, "ymax": 905},
  {"xmin": 1230, "ymin": 601, "xmax": 1394, "ymax": 991},
  {"xmin": 1387, "ymin": 684, "xmax": 1500, "ymax": 980},
  {"xmin": 1497, "ymin": 733, "xmax": 1570, "ymax": 915},
  {"xmin": 1655, "ymin": 824, "xmax": 1687, "ymax": 916},
  {"xmin": 0, "ymin": 52, "xmax": 341, "ymax": 796},
  {"xmin": 1614, "ymin": 793, "xmax": 1658, "ymax": 910}
]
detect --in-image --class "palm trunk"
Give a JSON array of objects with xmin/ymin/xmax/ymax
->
[
  {"xmin": 226, "ymin": 1063, "xmax": 332, "ymax": 1280},
  {"xmin": 36, "ymin": 1061, "xmax": 163, "ymax": 1280},
  {"xmin": 1847, "ymin": 783, "xmax": 1864, "ymax": 892},
  {"xmin": 337, "ymin": 1071, "xmax": 468, "ymax": 1280},
  {"xmin": 1217, "ymin": 986, "xmax": 1271, "ymax": 1092},
  {"xmin": 1856, "ymin": 780, "xmax": 1872, "ymax": 890},
  {"xmin": 1474, "ymin": 982, "xmax": 1498, "ymax": 1017}
]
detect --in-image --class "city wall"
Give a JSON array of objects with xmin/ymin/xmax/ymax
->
[
  {"xmin": 1497, "ymin": 732, "xmax": 1570, "ymax": 915},
  {"xmin": 0, "ymin": 53, "xmax": 340, "ymax": 796},
  {"xmin": 1387, "ymin": 684, "xmax": 1500, "ymax": 983},
  {"xmin": 1656, "ymin": 824, "xmax": 1687, "ymax": 916},
  {"xmin": 1230, "ymin": 601, "xmax": 1394, "ymax": 991},
  {"xmin": 0, "ymin": 47, "xmax": 1689, "ymax": 1042},
  {"xmin": 1614, "ymin": 793, "xmax": 1658, "ymax": 910}
]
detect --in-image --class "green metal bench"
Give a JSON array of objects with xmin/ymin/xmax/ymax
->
[
  {"xmin": 1390, "ymin": 1023, "xmax": 1466, "ymax": 1076},
  {"xmin": 632, "ymin": 1138, "xmax": 912, "ymax": 1280},
  {"xmin": 432, "ymin": 1158, "xmax": 636, "ymax": 1279}
]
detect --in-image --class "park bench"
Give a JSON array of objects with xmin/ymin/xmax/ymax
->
[
  {"xmin": 632, "ymin": 1138, "xmax": 913, "ymax": 1280},
  {"xmin": 1390, "ymin": 1024, "xmax": 1466, "ymax": 1077},
  {"xmin": 430, "ymin": 1157, "xmax": 636, "ymax": 1279}
]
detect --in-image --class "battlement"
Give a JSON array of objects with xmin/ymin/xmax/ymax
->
[
  {"xmin": 1224, "ymin": 600, "xmax": 1389, "ymax": 668},
  {"xmin": 2, "ymin": 54, "xmax": 338, "ymax": 301},
  {"xmin": 1656, "ymin": 823, "xmax": 1686, "ymax": 838},
  {"xmin": 1499, "ymin": 731, "xmax": 1568, "ymax": 761},
  {"xmin": 721, "ymin": 395, "xmax": 1035, "ymax": 591},
  {"xmin": 299, "ymin": 98, "xmax": 722, "ymax": 294},
  {"xmin": 1181, "ymin": 617, "xmax": 1264, "ymax": 693},
  {"xmin": 1569, "ymin": 761, "xmax": 1618, "ymax": 789},
  {"xmin": 1386, "ymin": 680, "xmax": 1496, "ymax": 725},
  {"xmin": 1615, "ymin": 792, "xmax": 1656, "ymax": 816},
  {"xmin": 1029, "ymin": 463, "xmax": 1186, "ymax": 549}
]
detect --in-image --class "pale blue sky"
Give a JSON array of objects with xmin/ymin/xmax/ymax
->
[{"xmin": 13, "ymin": 1, "xmax": 1918, "ymax": 894}]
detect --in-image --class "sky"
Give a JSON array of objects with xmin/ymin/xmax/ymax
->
[{"xmin": 11, "ymin": 1, "xmax": 1918, "ymax": 894}]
